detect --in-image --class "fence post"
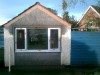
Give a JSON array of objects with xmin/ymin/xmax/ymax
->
[{"xmin": 8, "ymin": 47, "xmax": 11, "ymax": 72}]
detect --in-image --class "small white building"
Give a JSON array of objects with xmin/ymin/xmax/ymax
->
[{"xmin": 3, "ymin": 2, "xmax": 71, "ymax": 67}]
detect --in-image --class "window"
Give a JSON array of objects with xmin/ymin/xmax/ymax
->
[
  {"xmin": 27, "ymin": 29, "xmax": 48, "ymax": 50},
  {"xmin": 17, "ymin": 30, "xmax": 25, "ymax": 49},
  {"xmin": 50, "ymin": 29, "xmax": 58, "ymax": 49},
  {"xmin": 15, "ymin": 28, "xmax": 60, "ymax": 52},
  {"xmin": 15, "ymin": 28, "xmax": 26, "ymax": 50}
]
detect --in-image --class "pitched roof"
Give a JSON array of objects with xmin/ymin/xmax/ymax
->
[
  {"xmin": 78, "ymin": 5, "xmax": 100, "ymax": 24},
  {"xmin": 3, "ymin": 2, "xmax": 71, "ymax": 28}
]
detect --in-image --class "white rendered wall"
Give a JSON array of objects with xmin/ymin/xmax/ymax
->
[
  {"xmin": 4, "ymin": 27, "xmax": 14, "ymax": 67},
  {"xmin": 61, "ymin": 26, "xmax": 71, "ymax": 65}
]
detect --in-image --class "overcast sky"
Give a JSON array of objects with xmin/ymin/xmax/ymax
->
[{"xmin": 0, "ymin": 0, "xmax": 98, "ymax": 25}]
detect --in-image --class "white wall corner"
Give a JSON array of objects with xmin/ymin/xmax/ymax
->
[
  {"xmin": 4, "ymin": 27, "xmax": 14, "ymax": 67},
  {"xmin": 61, "ymin": 27, "xmax": 71, "ymax": 65}
]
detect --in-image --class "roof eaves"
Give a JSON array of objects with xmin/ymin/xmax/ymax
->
[
  {"xmin": 34, "ymin": 3, "xmax": 71, "ymax": 28},
  {"xmin": 3, "ymin": 3, "xmax": 39, "ymax": 27}
]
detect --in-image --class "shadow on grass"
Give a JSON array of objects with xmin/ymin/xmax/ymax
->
[
  {"xmin": 0, "ymin": 67, "xmax": 79, "ymax": 75},
  {"xmin": 0, "ymin": 66, "xmax": 100, "ymax": 75}
]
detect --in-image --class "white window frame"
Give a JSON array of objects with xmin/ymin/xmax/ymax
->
[
  {"xmin": 15, "ymin": 28, "xmax": 27, "ymax": 51},
  {"xmin": 15, "ymin": 28, "xmax": 61, "ymax": 52},
  {"xmin": 48, "ymin": 28, "xmax": 60, "ymax": 51}
]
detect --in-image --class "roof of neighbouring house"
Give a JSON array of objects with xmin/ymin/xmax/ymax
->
[
  {"xmin": 78, "ymin": 5, "xmax": 100, "ymax": 24},
  {"xmin": 92, "ymin": 5, "xmax": 100, "ymax": 14},
  {"xmin": 3, "ymin": 2, "xmax": 71, "ymax": 28}
]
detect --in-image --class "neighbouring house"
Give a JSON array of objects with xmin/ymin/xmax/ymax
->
[
  {"xmin": 78, "ymin": 5, "xmax": 100, "ymax": 31},
  {"xmin": 3, "ymin": 2, "xmax": 71, "ymax": 67}
]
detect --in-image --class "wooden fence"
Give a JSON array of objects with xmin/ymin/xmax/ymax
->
[{"xmin": 71, "ymin": 31, "xmax": 100, "ymax": 66}]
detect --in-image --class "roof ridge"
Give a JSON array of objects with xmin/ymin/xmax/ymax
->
[{"xmin": 35, "ymin": 2, "xmax": 40, "ymax": 5}]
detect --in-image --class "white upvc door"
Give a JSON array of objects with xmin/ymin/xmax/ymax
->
[
  {"xmin": 48, "ymin": 28, "xmax": 60, "ymax": 51},
  {"xmin": 15, "ymin": 28, "xmax": 26, "ymax": 51}
]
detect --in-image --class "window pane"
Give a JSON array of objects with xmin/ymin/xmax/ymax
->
[
  {"xmin": 17, "ymin": 30, "xmax": 25, "ymax": 49},
  {"xmin": 50, "ymin": 29, "xmax": 58, "ymax": 49},
  {"xmin": 27, "ymin": 29, "xmax": 48, "ymax": 50}
]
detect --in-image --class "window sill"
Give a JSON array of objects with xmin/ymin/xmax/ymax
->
[{"xmin": 15, "ymin": 49, "xmax": 60, "ymax": 52}]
